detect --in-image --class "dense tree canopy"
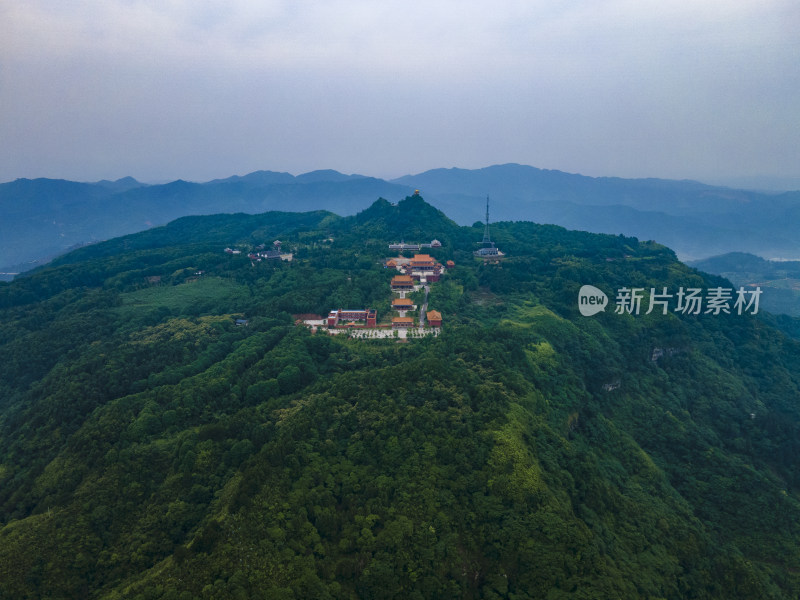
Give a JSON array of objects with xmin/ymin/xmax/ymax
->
[{"xmin": 1, "ymin": 196, "xmax": 800, "ymax": 598}]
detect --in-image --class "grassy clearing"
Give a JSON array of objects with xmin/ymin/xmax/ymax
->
[{"xmin": 116, "ymin": 277, "xmax": 250, "ymax": 318}]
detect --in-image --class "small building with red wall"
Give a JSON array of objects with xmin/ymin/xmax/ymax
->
[{"xmin": 426, "ymin": 310, "xmax": 442, "ymax": 327}]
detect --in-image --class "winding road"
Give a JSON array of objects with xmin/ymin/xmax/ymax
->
[{"xmin": 419, "ymin": 284, "xmax": 430, "ymax": 327}]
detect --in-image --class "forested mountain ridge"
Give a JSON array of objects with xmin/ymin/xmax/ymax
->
[
  {"xmin": 0, "ymin": 172, "xmax": 413, "ymax": 275},
  {"xmin": 4, "ymin": 163, "xmax": 800, "ymax": 278},
  {"xmin": 392, "ymin": 164, "xmax": 800, "ymax": 261},
  {"xmin": 1, "ymin": 196, "xmax": 800, "ymax": 598}
]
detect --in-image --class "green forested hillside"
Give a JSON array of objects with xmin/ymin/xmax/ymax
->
[{"xmin": 1, "ymin": 196, "xmax": 800, "ymax": 599}]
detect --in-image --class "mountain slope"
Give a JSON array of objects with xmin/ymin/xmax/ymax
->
[
  {"xmin": 393, "ymin": 164, "xmax": 800, "ymax": 260},
  {"xmin": 0, "ymin": 172, "xmax": 412, "ymax": 274},
  {"xmin": 3, "ymin": 164, "xmax": 800, "ymax": 277},
  {"xmin": 1, "ymin": 197, "xmax": 800, "ymax": 598}
]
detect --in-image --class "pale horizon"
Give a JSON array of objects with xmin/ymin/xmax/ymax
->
[{"xmin": 2, "ymin": 1, "xmax": 798, "ymax": 187}]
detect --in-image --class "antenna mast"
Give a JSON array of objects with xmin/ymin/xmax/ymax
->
[
  {"xmin": 474, "ymin": 195, "xmax": 503, "ymax": 258},
  {"xmin": 482, "ymin": 196, "xmax": 492, "ymax": 246}
]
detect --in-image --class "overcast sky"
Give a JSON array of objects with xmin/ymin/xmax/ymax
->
[{"xmin": 2, "ymin": 0, "xmax": 798, "ymax": 185}]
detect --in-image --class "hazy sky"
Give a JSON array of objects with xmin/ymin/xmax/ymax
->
[{"xmin": 2, "ymin": 0, "xmax": 798, "ymax": 184}]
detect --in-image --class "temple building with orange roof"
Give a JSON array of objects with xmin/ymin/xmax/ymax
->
[
  {"xmin": 427, "ymin": 262, "xmax": 444, "ymax": 282},
  {"xmin": 410, "ymin": 254, "xmax": 435, "ymax": 271},
  {"xmin": 392, "ymin": 297, "xmax": 414, "ymax": 310},
  {"xmin": 392, "ymin": 316, "xmax": 415, "ymax": 329},
  {"xmin": 391, "ymin": 274, "xmax": 415, "ymax": 291},
  {"xmin": 426, "ymin": 310, "xmax": 442, "ymax": 327}
]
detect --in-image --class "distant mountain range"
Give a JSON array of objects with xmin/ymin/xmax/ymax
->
[
  {"xmin": 688, "ymin": 252, "xmax": 800, "ymax": 316},
  {"xmin": 2, "ymin": 164, "xmax": 799, "ymax": 278},
  {"xmin": 394, "ymin": 165, "xmax": 800, "ymax": 262},
  {"xmin": 0, "ymin": 171, "xmax": 412, "ymax": 277}
]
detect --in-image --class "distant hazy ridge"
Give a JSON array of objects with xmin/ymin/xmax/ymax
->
[{"xmin": 3, "ymin": 164, "xmax": 799, "ymax": 275}]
